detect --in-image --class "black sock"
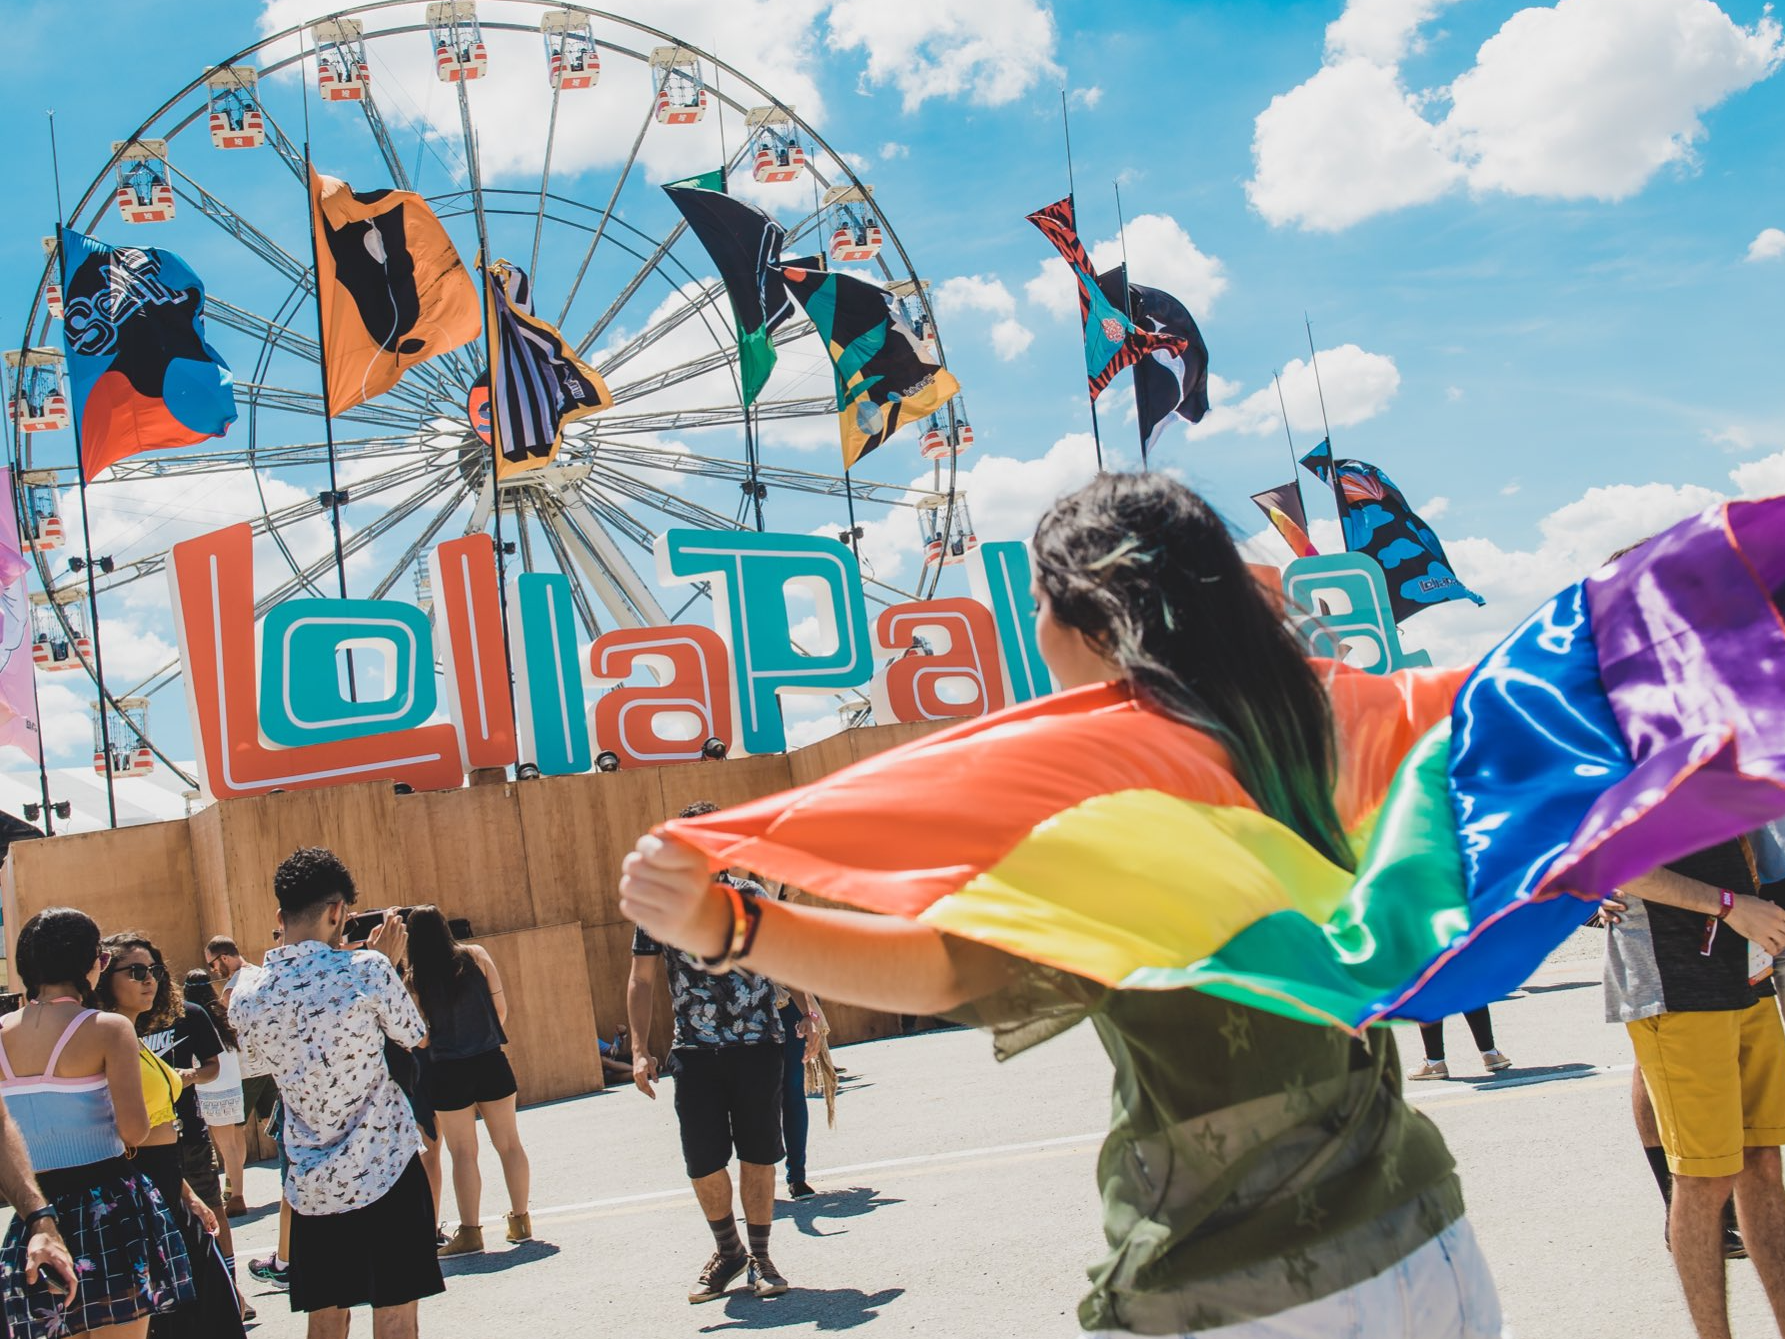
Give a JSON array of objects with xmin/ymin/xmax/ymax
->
[
  {"xmin": 1727, "ymin": 1200, "xmax": 1742, "ymax": 1235},
  {"xmin": 708, "ymin": 1216, "xmax": 743, "ymax": 1259},
  {"xmin": 747, "ymin": 1222, "xmax": 772, "ymax": 1259},
  {"xmin": 1644, "ymin": 1145, "xmax": 1673, "ymax": 1208}
]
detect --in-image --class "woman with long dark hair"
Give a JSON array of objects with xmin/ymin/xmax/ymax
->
[
  {"xmin": 622, "ymin": 474, "xmax": 1502, "ymax": 1336},
  {"xmin": 0, "ymin": 908, "xmax": 194, "ymax": 1337},
  {"xmin": 405, "ymin": 906, "xmax": 532, "ymax": 1256},
  {"xmin": 180, "ymin": 972, "xmax": 252, "ymax": 1237},
  {"xmin": 98, "ymin": 934, "xmax": 246, "ymax": 1338}
]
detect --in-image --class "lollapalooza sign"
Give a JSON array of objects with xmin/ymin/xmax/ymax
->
[{"xmin": 167, "ymin": 521, "xmax": 1422, "ymax": 800}]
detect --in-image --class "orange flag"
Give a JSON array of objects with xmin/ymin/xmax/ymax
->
[{"xmin": 310, "ymin": 167, "xmax": 480, "ymax": 415}]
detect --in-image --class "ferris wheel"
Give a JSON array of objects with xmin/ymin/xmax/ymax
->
[{"xmin": 7, "ymin": 1, "xmax": 980, "ymax": 783}]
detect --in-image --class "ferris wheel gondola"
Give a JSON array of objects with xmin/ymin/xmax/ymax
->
[
  {"xmin": 541, "ymin": 10, "xmax": 599, "ymax": 89},
  {"xmin": 12, "ymin": 3, "xmax": 975, "ymax": 774}
]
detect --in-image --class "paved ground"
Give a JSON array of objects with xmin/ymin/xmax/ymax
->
[{"xmin": 231, "ymin": 931, "xmax": 1780, "ymax": 1337}]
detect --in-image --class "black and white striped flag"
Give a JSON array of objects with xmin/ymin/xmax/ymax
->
[{"xmin": 481, "ymin": 259, "xmax": 613, "ymax": 479}]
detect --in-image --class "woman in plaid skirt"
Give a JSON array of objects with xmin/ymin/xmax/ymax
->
[{"xmin": 0, "ymin": 908, "xmax": 194, "ymax": 1337}]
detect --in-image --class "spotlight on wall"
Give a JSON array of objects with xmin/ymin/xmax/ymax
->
[
  {"xmin": 392, "ymin": 782, "xmax": 414, "ymax": 795},
  {"xmin": 516, "ymin": 763, "xmax": 542, "ymax": 781},
  {"xmin": 701, "ymin": 737, "xmax": 729, "ymax": 761},
  {"xmin": 594, "ymin": 751, "xmax": 621, "ymax": 773},
  {"xmin": 22, "ymin": 803, "xmax": 39, "ymax": 821},
  {"xmin": 52, "ymin": 802, "xmax": 70, "ymax": 820}
]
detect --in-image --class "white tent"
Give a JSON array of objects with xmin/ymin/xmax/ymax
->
[{"xmin": 0, "ymin": 765, "xmax": 206, "ymax": 834}]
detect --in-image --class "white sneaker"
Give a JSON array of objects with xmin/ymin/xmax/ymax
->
[
  {"xmin": 1481, "ymin": 1049, "xmax": 1513, "ymax": 1072},
  {"xmin": 1407, "ymin": 1059, "xmax": 1449, "ymax": 1080}
]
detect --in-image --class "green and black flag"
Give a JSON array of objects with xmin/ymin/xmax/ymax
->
[
  {"xmin": 776, "ymin": 264, "xmax": 960, "ymax": 469},
  {"xmin": 663, "ymin": 172, "xmax": 795, "ymax": 406}
]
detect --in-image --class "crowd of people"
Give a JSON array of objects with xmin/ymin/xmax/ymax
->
[{"xmin": 0, "ymin": 472, "xmax": 1775, "ymax": 1339}]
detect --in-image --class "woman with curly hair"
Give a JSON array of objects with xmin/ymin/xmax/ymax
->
[
  {"xmin": 98, "ymin": 933, "xmax": 246, "ymax": 1337},
  {"xmin": 0, "ymin": 908, "xmax": 194, "ymax": 1337}
]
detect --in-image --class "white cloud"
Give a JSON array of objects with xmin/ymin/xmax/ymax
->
[
  {"xmin": 1185, "ymin": 345, "xmax": 1401, "ymax": 440},
  {"xmin": 1445, "ymin": 385, "xmax": 1464, "ymax": 402},
  {"xmin": 1419, "ymin": 495, "xmax": 1451, "ymax": 520},
  {"xmin": 1248, "ymin": 0, "xmax": 1784, "ymax": 231},
  {"xmin": 1731, "ymin": 447, "xmax": 1785, "ymax": 498},
  {"xmin": 1748, "ymin": 227, "xmax": 1785, "ymax": 261},
  {"xmin": 879, "ymin": 141, "xmax": 910, "ymax": 160},
  {"xmin": 933, "ymin": 275, "xmax": 1034, "ymax": 363},
  {"xmin": 1069, "ymin": 85, "xmax": 1103, "ymax": 109},
  {"xmin": 1024, "ymin": 213, "xmax": 1227, "ymax": 318},
  {"xmin": 825, "ymin": 0, "xmax": 1061, "ymax": 111}
]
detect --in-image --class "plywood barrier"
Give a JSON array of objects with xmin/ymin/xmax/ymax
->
[{"xmin": 3, "ymin": 719, "xmax": 955, "ymax": 1117}]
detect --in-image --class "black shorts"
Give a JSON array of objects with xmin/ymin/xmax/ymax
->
[
  {"xmin": 289, "ymin": 1155, "xmax": 444, "ymax": 1313},
  {"xmin": 427, "ymin": 1048, "xmax": 518, "ymax": 1113},
  {"xmin": 672, "ymin": 1043, "xmax": 784, "ymax": 1179},
  {"xmin": 180, "ymin": 1134, "xmax": 223, "ymax": 1208}
]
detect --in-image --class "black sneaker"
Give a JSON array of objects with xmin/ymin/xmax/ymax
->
[
  {"xmin": 787, "ymin": 1180, "xmax": 816, "ymax": 1200},
  {"xmin": 246, "ymin": 1255, "xmax": 289, "ymax": 1291},
  {"xmin": 749, "ymin": 1254, "xmax": 790, "ymax": 1297},
  {"xmin": 689, "ymin": 1251, "xmax": 748, "ymax": 1304},
  {"xmin": 1726, "ymin": 1224, "xmax": 1749, "ymax": 1260}
]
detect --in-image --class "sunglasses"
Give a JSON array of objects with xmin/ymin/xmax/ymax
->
[{"xmin": 108, "ymin": 963, "xmax": 167, "ymax": 984}]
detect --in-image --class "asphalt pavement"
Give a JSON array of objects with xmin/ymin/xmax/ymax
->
[{"xmin": 229, "ymin": 929, "xmax": 1776, "ymax": 1338}]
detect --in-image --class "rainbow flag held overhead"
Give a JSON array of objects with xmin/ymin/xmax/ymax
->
[{"xmin": 664, "ymin": 495, "xmax": 1785, "ymax": 1033}]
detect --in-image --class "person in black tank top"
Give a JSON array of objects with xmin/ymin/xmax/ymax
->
[{"xmin": 404, "ymin": 907, "xmax": 533, "ymax": 1257}]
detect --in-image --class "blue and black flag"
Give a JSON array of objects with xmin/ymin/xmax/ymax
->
[
  {"xmin": 1300, "ymin": 439, "xmax": 1483, "ymax": 622},
  {"xmin": 1095, "ymin": 264, "xmax": 1210, "ymax": 458}
]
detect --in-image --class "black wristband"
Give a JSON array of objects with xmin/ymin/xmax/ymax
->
[{"xmin": 21, "ymin": 1205, "xmax": 56, "ymax": 1231}]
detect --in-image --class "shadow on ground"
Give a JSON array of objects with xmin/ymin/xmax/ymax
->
[
  {"xmin": 780, "ymin": 1185, "xmax": 903, "ymax": 1238},
  {"xmin": 702, "ymin": 1286, "xmax": 906, "ymax": 1332},
  {"xmin": 439, "ymin": 1239, "xmax": 563, "ymax": 1276},
  {"xmin": 1514, "ymin": 981, "xmax": 1600, "ymax": 996},
  {"xmin": 1446, "ymin": 1062, "xmax": 1599, "ymax": 1088}
]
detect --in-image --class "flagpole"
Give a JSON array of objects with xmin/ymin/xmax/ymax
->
[
  {"xmin": 1304, "ymin": 315, "xmax": 1346, "ymax": 546},
  {"xmin": 1060, "ymin": 91, "xmax": 1105, "ymax": 473},
  {"xmin": 719, "ymin": 48, "xmax": 765, "ymax": 533},
  {"xmin": 6, "ymin": 399, "xmax": 56, "ymax": 835},
  {"xmin": 299, "ymin": 49, "xmax": 358, "ymax": 701},
  {"xmin": 1272, "ymin": 370, "xmax": 1309, "ymax": 521},
  {"xmin": 48, "ymin": 114, "xmax": 116, "ymax": 829},
  {"xmin": 1113, "ymin": 178, "xmax": 1140, "ymax": 469}
]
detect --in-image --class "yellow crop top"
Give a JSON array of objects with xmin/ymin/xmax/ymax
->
[{"xmin": 137, "ymin": 1046, "xmax": 182, "ymax": 1130}]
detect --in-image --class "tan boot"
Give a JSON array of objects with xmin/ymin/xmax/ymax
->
[
  {"xmin": 505, "ymin": 1210, "xmax": 532, "ymax": 1243},
  {"xmin": 438, "ymin": 1224, "xmax": 484, "ymax": 1257}
]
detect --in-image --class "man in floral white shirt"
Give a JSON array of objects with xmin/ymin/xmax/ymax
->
[{"xmin": 230, "ymin": 847, "xmax": 443, "ymax": 1338}]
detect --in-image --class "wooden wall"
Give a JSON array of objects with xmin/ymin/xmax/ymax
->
[{"xmin": 3, "ymin": 721, "xmax": 948, "ymax": 1109}]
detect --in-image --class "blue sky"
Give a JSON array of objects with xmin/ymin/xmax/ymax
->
[{"xmin": 1, "ymin": 0, "xmax": 1782, "ymax": 777}]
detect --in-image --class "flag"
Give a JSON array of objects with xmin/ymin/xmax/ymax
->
[
  {"xmin": 482, "ymin": 260, "xmax": 614, "ymax": 480},
  {"xmin": 662, "ymin": 496, "xmax": 1785, "ymax": 1033},
  {"xmin": 776, "ymin": 265, "xmax": 960, "ymax": 469},
  {"xmin": 310, "ymin": 166, "xmax": 480, "ymax": 416},
  {"xmin": 1027, "ymin": 196, "xmax": 1185, "ymax": 402},
  {"xmin": 1095, "ymin": 265, "xmax": 1211, "ymax": 457},
  {"xmin": 1250, "ymin": 483, "xmax": 1318, "ymax": 558},
  {"xmin": 1300, "ymin": 440, "xmax": 1481, "ymax": 622},
  {"xmin": 57, "ymin": 228, "xmax": 236, "ymax": 479},
  {"xmin": 662, "ymin": 179, "xmax": 795, "ymax": 406},
  {"xmin": 0, "ymin": 472, "xmax": 40, "ymax": 760}
]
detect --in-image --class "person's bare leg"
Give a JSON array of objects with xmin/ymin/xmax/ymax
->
[
  {"xmin": 1634, "ymin": 1066, "xmax": 1662, "ymax": 1143},
  {"xmin": 419, "ymin": 1125, "xmax": 443, "ymax": 1222},
  {"xmin": 307, "ymin": 1307, "xmax": 350, "ymax": 1339},
  {"xmin": 214, "ymin": 1123, "xmax": 247, "ymax": 1207},
  {"xmin": 738, "ymin": 1160, "xmax": 775, "ymax": 1228},
  {"xmin": 1732, "ymin": 1146, "xmax": 1785, "ymax": 1327},
  {"xmin": 475, "ymin": 1096, "xmax": 530, "ymax": 1216},
  {"xmin": 692, "ymin": 1167, "xmax": 734, "ymax": 1221},
  {"xmin": 437, "ymin": 1106, "xmax": 483, "ymax": 1228},
  {"xmin": 1671, "ymin": 1171, "xmax": 1737, "ymax": 1339},
  {"xmin": 371, "ymin": 1300, "xmax": 419, "ymax": 1339},
  {"xmin": 278, "ymin": 1197, "xmax": 291, "ymax": 1263},
  {"xmin": 87, "ymin": 1317, "xmax": 149, "ymax": 1337}
]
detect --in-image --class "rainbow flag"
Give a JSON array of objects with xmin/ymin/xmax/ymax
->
[{"xmin": 665, "ymin": 496, "xmax": 1785, "ymax": 1032}]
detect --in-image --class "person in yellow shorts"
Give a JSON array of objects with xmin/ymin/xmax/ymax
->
[{"xmin": 1605, "ymin": 837, "xmax": 1785, "ymax": 1339}]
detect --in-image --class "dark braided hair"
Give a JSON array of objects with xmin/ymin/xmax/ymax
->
[{"xmin": 1031, "ymin": 473, "xmax": 1354, "ymax": 871}]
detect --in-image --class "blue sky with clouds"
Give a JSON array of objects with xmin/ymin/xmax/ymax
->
[{"xmin": 1, "ymin": 0, "xmax": 1781, "ymax": 777}]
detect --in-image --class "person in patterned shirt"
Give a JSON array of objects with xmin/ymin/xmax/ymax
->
[
  {"xmin": 628, "ymin": 801, "xmax": 792, "ymax": 1306},
  {"xmin": 228, "ymin": 847, "xmax": 444, "ymax": 1337}
]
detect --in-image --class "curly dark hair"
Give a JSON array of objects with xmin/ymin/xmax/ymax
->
[
  {"xmin": 274, "ymin": 846, "xmax": 358, "ymax": 916},
  {"xmin": 98, "ymin": 931, "xmax": 183, "ymax": 1033},
  {"xmin": 679, "ymin": 800, "xmax": 720, "ymax": 819},
  {"xmin": 14, "ymin": 907, "xmax": 103, "ymax": 1005},
  {"xmin": 1031, "ymin": 472, "xmax": 1353, "ymax": 871}
]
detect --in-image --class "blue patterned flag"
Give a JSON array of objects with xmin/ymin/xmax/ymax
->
[{"xmin": 1300, "ymin": 440, "xmax": 1482, "ymax": 622}]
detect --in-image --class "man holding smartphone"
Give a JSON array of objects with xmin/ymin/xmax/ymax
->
[{"xmin": 229, "ymin": 847, "xmax": 442, "ymax": 1339}]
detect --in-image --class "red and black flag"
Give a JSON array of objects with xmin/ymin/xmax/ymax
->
[
  {"xmin": 1096, "ymin": 264, "xmax": 1210, "ymax": 459},
  {"xmin": 1027, "ymin": 196, "xmax": 1186, "ymax": 402},
  {"xmin": 480, "ymin": 259, "xmax": 614, "ymax": 480},
  {"xmin": 309, "ymin": 167, "xmax": 480, "ymax": 415},
  {"xmin": 1250, "ymin": 482, "xmax": 1318, "ymax": 559},
  {"xmin": 776, "ymin": 265, "xmax": 960, "ymax": 469}
]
